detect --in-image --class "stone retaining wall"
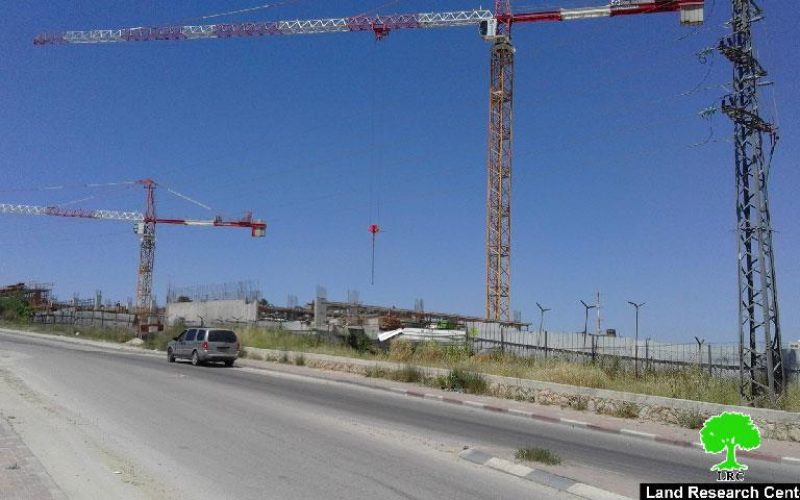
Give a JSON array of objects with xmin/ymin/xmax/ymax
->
[{"xmin": 242, "ymin": 346, "xmax": 800, "ymax": 442}]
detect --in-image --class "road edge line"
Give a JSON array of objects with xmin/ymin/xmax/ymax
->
[{"xmin": 457, "ymin": 448, "xmax": 633, "ymax": 500}]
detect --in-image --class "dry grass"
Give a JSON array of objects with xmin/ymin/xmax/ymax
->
[
  {"xmin": 10, "ymin": 321, "xmax": 799, "ymax": 411},
  {"xmin": 2, "ymin": 321, "xmax": 136, "ymax": 344},
  {"xmin": 162, "ymin": 325, "xmax": 800, "ymax": 411},
  {"xmin": 236, "ymin": 327, "xmax": 362, "ymax": 358}
]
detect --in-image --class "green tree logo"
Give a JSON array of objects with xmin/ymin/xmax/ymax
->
[{"xmin": 699, "ymin": 412, "xmax": 761, "ymax": 471}]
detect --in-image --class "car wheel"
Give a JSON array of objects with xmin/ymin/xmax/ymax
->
[
  {"xmin": 167, "ymin": 348, "xmax": 175, "ymax": 363},
  {"xmin": 191, "ymin": 351, "xmax": 201, "ymax": 366},
  {"xmin": 224, "ymin": 360, "xmax": 234, "ymax": 367}
]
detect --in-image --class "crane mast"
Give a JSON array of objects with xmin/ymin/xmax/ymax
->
[
  {"xmin": 485, "ymin": 0, "xmax": 514, "ymax": 322},
  {"xmin": 34, "ymin": 1, "xmax": 703, "ymax": 324},
  {"xmin": 136, "ymin": 179, "xmax": 157, "ymax": 328},
  {"xmin": 0, "ymin": 179, "xmax": 266, "ymax": 334}
]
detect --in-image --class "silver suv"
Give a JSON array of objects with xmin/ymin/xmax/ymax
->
[{"xmin": 167, "ymin": 328, "xmax": 239, "ymax": 367}]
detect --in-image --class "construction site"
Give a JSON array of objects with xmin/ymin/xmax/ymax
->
[{"xmin": 0, "ymin": 0, "xmax": 796, "ymax": 409}]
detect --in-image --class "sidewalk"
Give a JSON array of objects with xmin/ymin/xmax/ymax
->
[{"xmin": 0, "ymin": 415, "xmax": 65, "ymax": 500}]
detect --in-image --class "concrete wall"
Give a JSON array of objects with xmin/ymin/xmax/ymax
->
[
  {"xmin": 33, "ymin": 309, "xmax": 135, "ymax": 328},
  {"xmin": 166, "ymin": 299, "xmax": 257, "ymax": 326}
]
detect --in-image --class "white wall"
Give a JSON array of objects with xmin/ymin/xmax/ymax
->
[{"xmin": 166, "ymin": 299, "xmax": 257, "ymax": 326}]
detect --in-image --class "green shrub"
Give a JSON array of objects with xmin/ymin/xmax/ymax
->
[
  {"xmin": 677, "ymin": 410, "xmax": 706, "ymax": 429},
  {"xmin": 279, "ymin": 351, "xmax": 289, "ymax": 364},
  {"xmin": 515, "ymin": 447, "xmax": 561, "ymax": 465},
  {"xmin": 294, "ymin": 354, "xmax": 305, "ymax": 366},
  {"xmin": 440, "ymin": 369, "xmax": 488, "ymax": 394},
  {"xmin": 0, "ymin": 295, "xmax": 32, "ymax": 321},
  {"xmin": 346, "ymin": 330, "xmax": 373, "ymax": 353}
]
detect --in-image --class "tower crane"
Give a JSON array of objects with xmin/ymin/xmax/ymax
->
[
  {"xmin": 34, "ymin": 0, "xmax": 704, "ymax": 323},
  {"xmin": 0, "ymin": 179, "xmax": 266, "ymax": 333}
]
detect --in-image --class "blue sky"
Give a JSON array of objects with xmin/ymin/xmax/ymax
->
[{"xmin": 1, "ymin": 1, "xmax": 797, "ymax": 342}]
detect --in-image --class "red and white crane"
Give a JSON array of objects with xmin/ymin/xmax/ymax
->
[
  {"xmin": 34, "ymin": 0, "xmax": 703, "ymax": 323},
  {"xmin": 0, "ymin": 179, "xmax": 266, "ymax": 332}
]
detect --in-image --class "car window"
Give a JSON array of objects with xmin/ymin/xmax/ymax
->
[
  {"xmin": 209, "ymin": 330, "xmax": 237, "ymax": 343},
  {"xmin": 176, "ymin": 330, "xmax": 186, "ymax": 341},
  {"xmin": 185, "ymin": 329, "xmax": 197, "ymax": 342},
  {"xmin": 195, "ymin": 330, "xmax": 206, "ymax": 341}
]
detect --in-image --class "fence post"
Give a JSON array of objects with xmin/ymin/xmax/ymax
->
[
  {"xmin": 500, "ymin": 325, "xmax": 505, "ymax": 353},
  {"xmin": 694, "ymin": 337, "xmax": 705, "ymax": 372},
  {"xmin": 707, "ymin": 344, "xmax": 713, "ymax": 376},
  {"xmin": 591, "ymin": 335, "xmax": 597, "ymax": 363},
  {"xmin": 544, "ymin": 330, "xmax": 548, "ymax": 360},
  {"xmin": 645, "ymin": 338, "xmax": 649, "ymax": 373}
]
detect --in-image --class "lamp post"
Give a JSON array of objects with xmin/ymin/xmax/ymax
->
[
  {"xmin": 580, "ymin": 299, "xmax": 596, "ymax": 349},
  {"xmin": 536, "ymin": 302, "xmax": 551, "ymax": 336},
  {"xmin": 627, "ymin": 301, "xmax": 645, "ymax": 377}
]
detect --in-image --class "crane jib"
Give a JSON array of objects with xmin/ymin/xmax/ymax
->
[
  {"xmin": 33, "ymin": 2, "xmax": 703, "ymax": 45},
  {"xmin": 33, "ymin": 10, "xmax": 495, "ymax": 45}
]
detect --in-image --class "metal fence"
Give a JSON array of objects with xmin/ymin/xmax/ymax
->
[{"xmin": 468, "ymin": 324, "xmax": 747, "ymax": 377}]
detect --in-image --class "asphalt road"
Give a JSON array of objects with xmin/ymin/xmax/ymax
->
[{"xmin": 0, "ymin": 331, "xmax": 797, "ymax": 499}]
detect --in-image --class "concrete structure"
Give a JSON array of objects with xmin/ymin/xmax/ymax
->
[{"xmin": 166, "ymin": 299, "xmax": 257, "ymax": 326}]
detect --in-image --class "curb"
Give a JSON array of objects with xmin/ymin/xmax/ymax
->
[
  {"xmin": 4, "ymin": 329, "xmax": 800, "ymax": 467},
  {"xmin": 458, "ymin": 448, "xmax": 631, "ymax": 500},
  {"xmin": 381, "ymin": 385, "xmax": 800, "ymax": 467}
]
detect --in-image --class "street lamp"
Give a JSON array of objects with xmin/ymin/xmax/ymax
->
[
  {"xmin": 627, "ymin": 301, "xmax": 645, "ymax": 377},
  {"xmin": 536, "ymin": 302, "xmax": 551, "ymax": 336},
  {"xmin": 580, "ymin": 300, "xmax": 596, "ymax": 349},
  {"xmin": 580, "ymin": 300, "xmax": 596, "ymax": 335}
]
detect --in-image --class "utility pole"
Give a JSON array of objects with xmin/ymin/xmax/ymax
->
[
  {"xmin": 719, "ymin": 0, "xmax": 783, "ymax": 406},
  {"xmin": 627, "ymin": 301, "xmax": 645, "ymax": 377}
]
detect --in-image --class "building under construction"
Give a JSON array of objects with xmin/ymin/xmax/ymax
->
[
  {"xmin": 164, "ymin": 284, "xmax": 528, "ymax": 339},
  {"xmin": 0, "ymin": 282, "xmax": 53, "ymax": 310}
]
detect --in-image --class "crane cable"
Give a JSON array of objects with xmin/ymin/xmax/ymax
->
[
  {"xmin": 367, "ymin": 38, "xmax": 384, "ymax": 286},
  {"xmin": 178, "ymin": 1, "xmax": 303, "ymax": 24}
]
